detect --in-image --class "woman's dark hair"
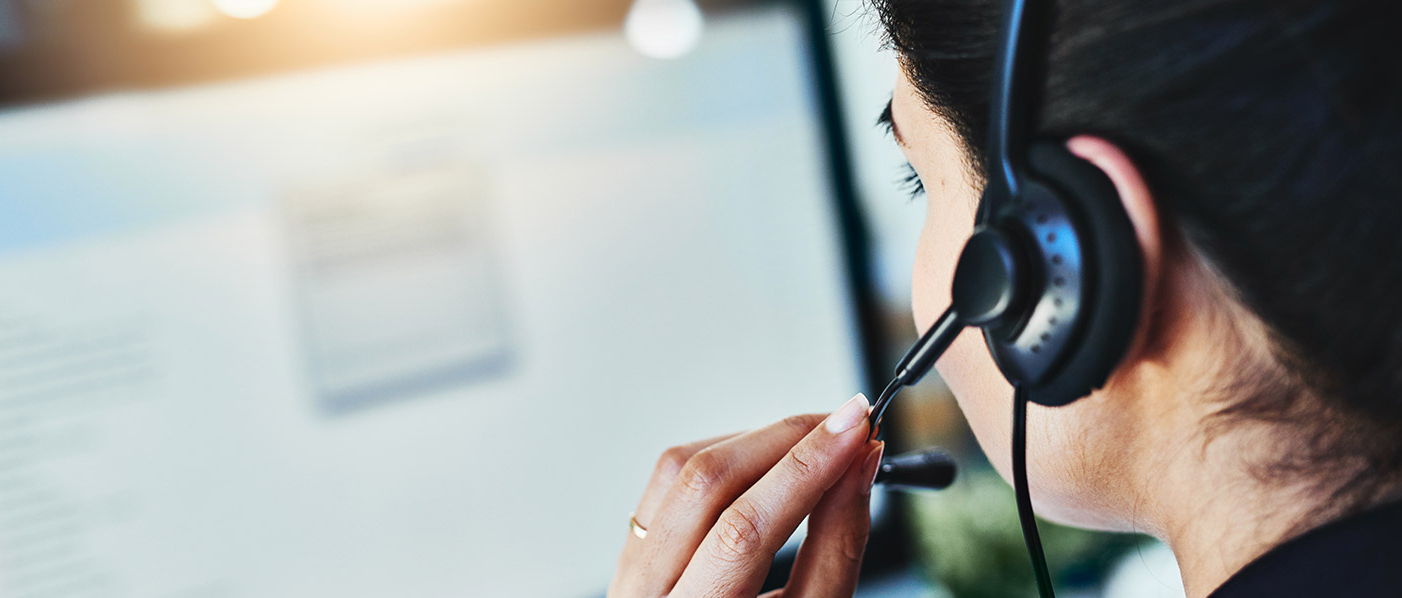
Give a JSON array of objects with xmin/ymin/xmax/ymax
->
[{"xmin": 872, "ymin": 0, "xmax": 1402, "ymax": 514}]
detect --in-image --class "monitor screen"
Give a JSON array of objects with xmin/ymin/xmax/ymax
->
[{"xmin": 0, "ymin": 3, "xmax": 870, "ymax": 597}]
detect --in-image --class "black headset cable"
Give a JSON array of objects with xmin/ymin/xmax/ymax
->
[{"xmin": 1013, "ymin": 383, "xmax": 1056, "ymax": 598}]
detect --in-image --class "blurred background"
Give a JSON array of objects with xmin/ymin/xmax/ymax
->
[{"xmin": 0, "ymin": 0, "xmax": 1185, "ymax": 597}]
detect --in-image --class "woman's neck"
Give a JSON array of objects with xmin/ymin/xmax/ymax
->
[
  {"xmin": 1141, "ymin": 418, "xmax": 1335, "ymax": 598},
  {"xmin": 1120, "ymin": 277, "xmax": 1335, "ymax": 597}
]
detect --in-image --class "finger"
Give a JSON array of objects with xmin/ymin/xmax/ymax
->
[
  {"xmin": 783, "ymin": 441, "xmax": 883, "ymax": 598},
  {"xmin": 671, "ymin": 394, "xmax": 873, "ymax": 598},
  {"xmin": 610, "ymin": 432, "xmax": 740, "ymax": 596},
  {"xmin": 636, "ymin": 432, "xmax": 742, "ymax": 525},
  {"xmin": 623, "ymin": 412, "xmax": 829, "ymax": 598}
]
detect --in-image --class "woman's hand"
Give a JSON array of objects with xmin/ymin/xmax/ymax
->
[{"xmin": 608, "ymin": 395, "xmax": 884, "ymax": 598}]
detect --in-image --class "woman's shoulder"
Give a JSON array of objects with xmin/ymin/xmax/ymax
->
[{"xmin": 1209, "ymin": 499, "xmax": 1402, "ymax": 598}]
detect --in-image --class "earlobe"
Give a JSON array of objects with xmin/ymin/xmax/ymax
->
[{"xmin": 1065, "ymin": 135, "xmax": 1164, "ymax": 363}]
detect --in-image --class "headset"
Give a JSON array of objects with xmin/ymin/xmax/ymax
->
[{"xmin": 867, "ymin": 0, "xmax": 1144, "ymax": 596}]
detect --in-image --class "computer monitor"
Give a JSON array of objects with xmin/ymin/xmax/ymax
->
[{"xmin": 0, "ymin": 1, "xmax": 880, "ymax": 596}]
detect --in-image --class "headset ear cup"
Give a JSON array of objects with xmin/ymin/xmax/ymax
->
[{"xmin": 1022, "ymin": 141, "xmax": 1143, "ymax": 406}]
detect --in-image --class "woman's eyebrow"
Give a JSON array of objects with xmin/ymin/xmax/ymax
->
[{"xmin": 877, "ymin": 97, "xmax": 908, "ymax": 148}]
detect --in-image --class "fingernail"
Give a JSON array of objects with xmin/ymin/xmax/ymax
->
[
  {"xmin": 864, "ymin": 442, "xmax": 885, "ymax": 494},
  {"xmin": 825, "ymin": 394, "xmax": 870, "ymax": 434}
]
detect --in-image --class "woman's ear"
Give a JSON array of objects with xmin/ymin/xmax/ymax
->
[{"xmin": 1065, "ymin": 135, "xmax": 1165, "ymax": 363}]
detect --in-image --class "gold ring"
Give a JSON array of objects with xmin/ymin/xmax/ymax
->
[{"xmin": 629, "ymin": 513, "xmax": 648, "ymax": 540}]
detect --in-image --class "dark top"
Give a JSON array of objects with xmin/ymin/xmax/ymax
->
[{"xmin": 1208, "ymin": 499, "xmax": 1402, "ymax": 597}]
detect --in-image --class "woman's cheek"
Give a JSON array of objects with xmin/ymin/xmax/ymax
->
[
  {"xmin": 938, "ymin": 331, "xmax": 1016, "ymax": 480},
  {"xmin": 911, "ymin": 226, "xmax": 945, "ymax": 331},
  {"xmin": 911, "ymin": 209, "xmax": 962, "ymax": 329}
]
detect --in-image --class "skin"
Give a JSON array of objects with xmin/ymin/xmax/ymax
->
[
  {"xmin": 608, "ymin": 401, "xmax": 884, "ymax": 598},
  {"xmin": 610, "ymin": 69, "xmax": 1334, "ymax": 598}
]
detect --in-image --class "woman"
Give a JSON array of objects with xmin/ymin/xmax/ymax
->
[{"xmin": 608, "ymin": 1, "xmax": 1402, "ymax": 597}]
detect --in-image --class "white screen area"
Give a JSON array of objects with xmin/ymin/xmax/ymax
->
[{"xmin": 0, "ymin": 8, "xmax": 865, "ymax": 598}]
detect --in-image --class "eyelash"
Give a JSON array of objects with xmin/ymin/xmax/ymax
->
[{"xmin": 900, "ymin": 162, "xmax": 926, "ymax": 201}]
